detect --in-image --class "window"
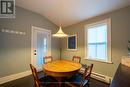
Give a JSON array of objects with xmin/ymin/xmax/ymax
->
[{"xmin": 85, "ymin": 18, "xmax": 111, "ymax": 63}]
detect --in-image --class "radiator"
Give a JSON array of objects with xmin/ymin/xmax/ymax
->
[{"xmin": 91, "ymin": 72, "xmax": 112, "ymax": 84}]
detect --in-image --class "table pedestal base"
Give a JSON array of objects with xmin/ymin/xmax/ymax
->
[{"xmin": 55, "ymin": 77, "xmax": 66, "ymax": 87}]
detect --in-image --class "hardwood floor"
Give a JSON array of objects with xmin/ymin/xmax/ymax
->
[{"xmin": 0, "ymin": 73, "xmax": 109, "ymax": 87}]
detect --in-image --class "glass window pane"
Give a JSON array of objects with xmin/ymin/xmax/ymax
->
[
  {"xmin": 88, "ymin": 44, "xmax": 96, "ymax": 58},
  {"xmin": 44, "ymin": 38, "xmax": 47, "ymax": 52},
  {"xmin": 97, "ymin": 44, "xmax": 107, "ymax": 60},
  {"xmin": 88, "ymin": 28, "xmax": 97, "ymax": 43},
  {"xmin": 37, "ymin": 33, "xmax": 45, "ymax": 66},
  {"xmin": 97, "ymin": 25, "xmax": 107, "ymax": 43}
]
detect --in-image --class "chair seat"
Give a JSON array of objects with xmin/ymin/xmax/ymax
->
[
  {"xmin": 66, "ymin": 74, "xmax": 89, "ymax": 87},
  {"xmin": 66, "ymin": 74, "xmax": 83, "ymax": 86},
  {"xmin": 66, "ymin": 64, "xmax": 93, "ymax": 87},
  {"xmin": 38, "ymin": 71, "xmax": 46, "ymax": 78},
  {"xmin": 39, "ymin": 76, "xmax": 58, "ymax": 87}
]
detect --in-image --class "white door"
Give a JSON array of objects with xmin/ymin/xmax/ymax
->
[{"xmin": 31, "ymin": 26, "xmax": 51, "ymax": 71}]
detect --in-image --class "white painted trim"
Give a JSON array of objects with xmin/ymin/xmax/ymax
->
[
  {"xmin": 84, "ymin": 26, "xmax": 88, "ymax": 61},
  {"xmin": 67, "ymin": 34, "xmax": 77, "ymax": 51},
  {"xmin": 0, "ymin": 70, "xmax": 31, "ymax": 84},
  {"xmin": 31, "ymin": 26, "xmax": 51, "ymax": 68},
  {"xmin": 91, "ymin": 72, "xmax": 112, "ymax": 84},
  {"xmin": 31, "ymin": 26, "xmax": 34, "ymax": 65},
  {"xmin": 84, "ymin": 58, "xmax": 113, "ymax": 64},
  {"xmin": 107, "ymin": 18, "xmax": 112, "ymax": 63},
  {"xmin": 84, "ymin": 18, "xmax": 112, "ymax": 63}
]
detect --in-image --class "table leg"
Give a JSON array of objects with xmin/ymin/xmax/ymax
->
[{"xmin": 55, "ymin": 77, "xmax": 63, "ymax": 87}]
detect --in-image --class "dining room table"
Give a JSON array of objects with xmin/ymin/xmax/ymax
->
[{"xmin": 43, "ymin": 59, "xmax": 82, "ymax": 87}]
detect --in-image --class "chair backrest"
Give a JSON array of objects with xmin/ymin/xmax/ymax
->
[
  {"xmin": 79, "ymin": 64, "xmax": 87, "ymax": 74},
  {"xmin": 72, "ymin": 56, "xmax": 81, "ymax": 63},
  {"xmin": 44, "ymin": 56, "xmax": 53, "ymax": 64},
  {"xmin": 81, "ymin": 64, "xmax": 93, "ymax": 87},
  {"xmin": 30, "ymin": 64, "xmax": 41, "ymax": 87}
]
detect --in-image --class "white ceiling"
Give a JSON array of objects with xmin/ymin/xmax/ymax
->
[{"xmin": 16, "ymin": 0, "xmax": 130, "ymax": 27}]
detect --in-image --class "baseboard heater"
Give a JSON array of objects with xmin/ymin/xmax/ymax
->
[{"xmin": 91, "ymin": 72, "xmax": 112, "ymax": 84}]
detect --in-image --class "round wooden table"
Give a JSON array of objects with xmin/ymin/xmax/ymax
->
[{"xmin": 43, "ymin": 60, "xmax": 82, "ymax": 86}]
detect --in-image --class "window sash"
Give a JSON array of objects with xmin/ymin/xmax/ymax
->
[
  {"xmin": 88, "ymin": 42, "xmax": 107, "ymax": 61},
  {"xmin": 85, "ymin": 18, "xmax": 112, "ymax": 63}
]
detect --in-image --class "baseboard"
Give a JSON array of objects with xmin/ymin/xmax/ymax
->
[
  {"xmin": 91, "ymin": 72, "xmax": 112, "ymax": 84},
  {"xmin": 0, "ymin": 70, "xmax": 31, "ymax": 84}
]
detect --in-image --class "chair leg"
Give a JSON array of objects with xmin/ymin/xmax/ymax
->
[
  {"xmin": 86, "ymin": 82, "xmax": 90, "ymax": 87},
  {"xmin": 88, "ymin": 83, "xmax": 90, "ymax": 87},
  {"xmin": 84, "ymin": 82, "xmax": 90, "ymax": 87}
]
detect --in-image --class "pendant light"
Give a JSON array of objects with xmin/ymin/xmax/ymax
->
[
  {"xmin": 52, "ymin": 0, "xmax": 68, "ymax": 38},
  {"xmin": 52, "ymin": 26, "xmax": 68, "ymax": 38}
]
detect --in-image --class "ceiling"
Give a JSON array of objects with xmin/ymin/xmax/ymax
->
[{"xmin": 16, "ymin": 0, "xmax": 130, "ymax": 27}]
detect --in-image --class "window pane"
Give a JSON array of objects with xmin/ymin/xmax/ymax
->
[
  {"xmin": 37, "ymin": 33, "xmax": 45, "ymax": 66},
  {"xmin": 88, "ymin": 28, "xmax": 97, "ymax": 43},
  {"xmin": 44, "ymin": 38, "xmax": 47, "ymax": 52},
  {"xmin": 97, "ymin": 44, "xmax": 107, "ymax": 60},
  {"xmin": 88, "ymin": 44, "xmax": 96, "ymax": 58},
  {"xmin": 97, "ymin": 25, "xmax": 107, "ymax": 43}
]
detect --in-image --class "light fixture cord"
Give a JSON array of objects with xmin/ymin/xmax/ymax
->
[{"xmin": 58, "ymin": 0, "xmax": 63, "ymax": 27}]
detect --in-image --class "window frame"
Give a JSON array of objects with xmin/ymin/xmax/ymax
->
[{"xmin": 85, "ymin": 18, "xmax": 112, "ymax": 63}]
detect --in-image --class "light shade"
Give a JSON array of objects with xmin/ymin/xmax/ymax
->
[{"xmin": 52, "ymin": 26, "xmax": 68, "ymax": 38}]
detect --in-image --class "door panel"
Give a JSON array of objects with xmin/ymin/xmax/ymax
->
[{"xmin": 31, "ymin": 26, "xmax": 51, "ymax": 70}]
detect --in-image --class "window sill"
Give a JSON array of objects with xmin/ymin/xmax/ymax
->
[{"xmin": 84, "ymin": 58, "xmax": 113, "ymax": 64}]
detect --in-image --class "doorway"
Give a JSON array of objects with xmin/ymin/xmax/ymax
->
[{"xmin": 31, "ymin": 26, "xmax": 51, "ymax": 71}]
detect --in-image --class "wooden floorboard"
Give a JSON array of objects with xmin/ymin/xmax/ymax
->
[{"xmin": 0, "ymin": 73, "xmax": 109, "ymax": 87}]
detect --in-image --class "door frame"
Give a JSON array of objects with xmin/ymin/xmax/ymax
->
[{"xmin": 31, "ymin": 26, "xmax": 51, "ymax": 68}]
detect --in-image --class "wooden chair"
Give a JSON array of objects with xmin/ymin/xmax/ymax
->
[
  {"xmin": 30, "ymin": 64, "xmax": 58, "ymax": 87},
  {"xmin": 44, "ymin": 56, "xmax": 53, "ymax": 64},
  {"xmin": 78, "ymin": 64, "xmax": 87, "ymax": 75},
  {"xmin": 72, "ymin": 56, "xmax": 81, "ymax": 63},
  {"xmin": 65, "ymin": 64, "xmax": 93, "ymax": 87},
  {"xmin": 72, "ymin": 56, "xmax": 86, "ymax": 74},
  {"xmin": 30, "ymin": 64, "xmax": 41, "ymax": 87}
]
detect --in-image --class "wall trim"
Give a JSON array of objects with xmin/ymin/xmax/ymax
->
[
  {"xmin": 91, "ymin": 72, "xmax": 112, "ymax": 84},
  {"xmin": 0, "ymin": 70, "xmax": 31, "ymax": 84}
]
